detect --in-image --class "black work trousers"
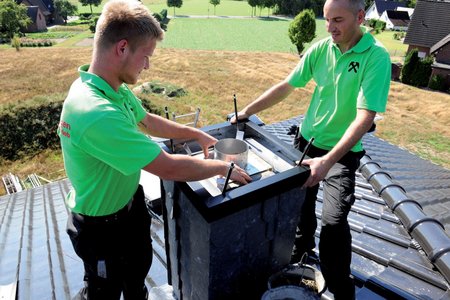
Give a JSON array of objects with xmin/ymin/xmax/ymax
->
[
  {"xmin": 294, "ymin": 135, "xmax": 362, "ymax": 300},
  {"xmin": 67, "ymin": 185, "xmax": 152, "ymax": 300}
]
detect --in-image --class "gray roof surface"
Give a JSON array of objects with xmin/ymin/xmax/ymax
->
[
  {"xmin": 373, "ymin": 0, "xmax": 407, "ymax": 15},
  {"xmin": 0, "ymin": 116, "xmax": 449, "ymax": 299},
  {"xmin": 404, "ymin": 0, "xmax": 450, "ymax": 49},
  {"xmin": 0, "ymin": 180, "xmax": 167, "ymax": 299},
  {"xmin": 385, "ymin": 10, "xmax": 410, "ymax": 27}
]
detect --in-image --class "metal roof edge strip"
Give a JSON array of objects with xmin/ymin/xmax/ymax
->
[
  {"xmin": 435, "ymin": 253, "xmax": 450, "ymax": 289},
  {"xmin": 362, "ymin": 224, "xmax": 411, "ymax": 248},
  {"xmin": 352, "ymin": 239, "xmax": 390, "ymax": 266},
  {"xmin": 365, "ymin": 275, "xmax": 431, "ymax": 300},
  {"xmin": 389, "ymin": 256, "xmax": 449, "ymax": 290}
]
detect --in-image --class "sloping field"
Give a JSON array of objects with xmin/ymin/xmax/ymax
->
[{"xmin": 0, "ymin": 46, "xmax": 449, "ymax": 193}]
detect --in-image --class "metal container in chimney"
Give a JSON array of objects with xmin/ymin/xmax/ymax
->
[{"xmin": 160, "ymin": 120, "xmax": 310, "ymax": 300}]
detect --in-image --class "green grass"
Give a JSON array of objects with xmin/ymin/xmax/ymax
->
[
  {"xmin": 74, "ymin": 0, "xmax": 271, "ymax": 16},
  {"xmin": 372, "ymin": 30, "xmax": 408, "ymax": 58},
  {"xmin": 53, "ymin": 30, "xmax": 93, "ymax": 47},
  {"xmin": 25, "ymin": 31, "xmax": 78, "ymax": 39},
  {"xmin": 159, "ymin": 18, "xmax": 328, "ymax": 53}
]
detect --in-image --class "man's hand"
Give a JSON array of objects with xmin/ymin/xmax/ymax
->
[
  {"xmin": 230, "ymin": 165, "xmax": 252, "ymax": 185},
  {"xmin": 229, "ymin": 111, "xmax": 249, "ymax": 124},
  {"xmin": 196, "ymin": 130, "xmax": 218, "ymax": 158},
  {"xmin": 301, "ymin": 157, "xmax": 333, "ymax": 188}
]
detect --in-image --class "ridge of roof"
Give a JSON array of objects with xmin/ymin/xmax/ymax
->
[{"xmin": 431, "ymin": 33, "xmax": 450, "ymax": 54}]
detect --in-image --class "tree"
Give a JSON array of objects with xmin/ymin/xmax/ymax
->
[
  {"xmin": 263, "ymin": 0, "xmax": 276, "ymax": 17},
  {"xmin": 153, "ymin": 9, "xmax": 169, "ymax": 31},
  {"xmin": 0, "ymin": 0, "xmax": 31, "ymax": 39},
  {"xmin": 274, "ymin": 0, "xmax": 303, "ymax": 16},
  {"xmin": 288, "ymin": 9, "xmax": 316, "ymax": 55},
  {"xmin": 248, "ymin": 0, "xmax": 259, "ymax": 17},
  {"xmin": 167, "ymin": 0, "xmax": 182, "ymax": 17},
  {"xmin": 54, "ymin": 0, "xmax": 78, "ymax": 24},
  {"xmin": 79, "ymin": 0, "xmax": 102, "ymax": 15},
  {"xmin": 209, "ymin": 0, "xmax": 220, "ymax": 15}
]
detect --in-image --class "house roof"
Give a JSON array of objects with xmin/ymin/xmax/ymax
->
[
  {"xmin": 25, "ymin": 6, "xmax": 40, "ymax": 24},
  {"xmin": 386, "ymin": 10, "xmax": 410, "ymax": 21},
  {"xmin": 404, "ymin": 0, "xmax": 450, "ymax": 49},
  {"xmin": 385, "ymin": 10, "xmax": 410, "ymax": 27},
  {"xmin": 431, "ymin": 33, "xmax": 450, "ymax": 54},
  {"xmin": 373, "ymin": 0, "xmax": 407, "ymax": 15},
  {"xmin": 19, "ymin": 0, "xmax": 50, "ymax": 16},
  {"xmin": 0, "ymin": 116, "xmax": 449, "ymax": 299}
]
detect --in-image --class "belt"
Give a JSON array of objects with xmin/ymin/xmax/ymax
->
[{"xmin": 73, "ymin": 198, "xmax": 133, "ymax": 224}]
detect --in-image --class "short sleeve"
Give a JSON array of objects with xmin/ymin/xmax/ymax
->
[
  {"xmin": 357, "ymin": 48, "xmax": 391, "ymax": 112},
  {"xmin": 79, "ymin": 112, "xmax": 161, "ymax": 176},
  {"xmin": 286, "ymin": 45, "xmax": 316, "ymax": 88},
  {"xmin": 123, "ymin": 85, "xmax": 147, "ymax": 123}
]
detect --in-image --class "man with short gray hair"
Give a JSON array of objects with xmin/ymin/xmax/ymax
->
[{"xmin": 235, "ymin": 0, "xmax": 391, "ymax": 298}]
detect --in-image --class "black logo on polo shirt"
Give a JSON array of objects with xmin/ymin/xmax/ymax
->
[{"xmin": 348, "ymin": 61, "xmax": 359, "ymax": 73}]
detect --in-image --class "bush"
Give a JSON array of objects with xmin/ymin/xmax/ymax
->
[
  {"xmin": 89, "ymin": 16, "xmax": 99, "ymax": 33},
  {"xmin": 11, "ymin": 35, "xmax": 20, "ymax": 51},
  {"xmin": 393, "ymin": 31, "xmax": 406, "ymax": 40},
  {"xmin": 19, "ymin": 37, "xmax": 53, "ymax": 47},
  {"xmin": 288, "ymin": 9, "xmax": 316, "ymax": 55},
  {"xmin": 0, "ymin": 95, "xmax": 163, "ymax": 160},
  {"xmin": 428, "ymin": 74, "xmax": 446, "ymax": 91},
  {"xmin": 136, "ymin": 81, "xmax": 188, "ymax": 98},
  {"xmin": 0, "ymin": 100, "xmax": 63, "ymax": 160},
  {"xmin": 153, "ymin": 9, "xmax": 169, "ymax": 31},
  {"xmin": 410, "ymin": 55, "xmax": 433, "ymax": 87},
  {"xmin": 375, "ymin": 20, "xmax": 386, "ymax": 31},
  {"xmin": 368, "ymin": 18, "xmax": 377, "ymax": 28},
  {"xmin": 401, "ymin": 48, "xmax": 420, "ymax": 85}
]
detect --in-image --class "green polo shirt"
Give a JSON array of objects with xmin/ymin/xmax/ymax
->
[
  {"xmin": 58, "ymin": 65, "xmax": 161, "ymax": 216},
  {"xmin": 287, "ymin": 27, "xmax": 391, "ymax": 152}
]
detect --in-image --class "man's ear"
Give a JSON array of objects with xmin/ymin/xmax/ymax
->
[
  {"xmin": 357, "ymin": 9, "xmax": 365, "ymax": 24},
  {"xmin": 116, "ymin": 39, "xmax": 129, "ymax": 56}
]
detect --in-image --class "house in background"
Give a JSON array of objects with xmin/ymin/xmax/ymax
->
[
  {"xmin": 365, "ymin": 0, "xmax": 407, "ymax": 20},
  {"xmin": 404, "ymin": 0, "xmax": 450, "ymax": 90},
  {"xmin": 17, "ymin": 0, "xmax": 61, "ymax": 32},
  {"xmin": 396, "ymin": 6, "xmax": 414, "ymax": 18},
  {"xmin": 430, "ymin": 34, "xmax": 450, "ymax": 90},
  {"xmin": 404, "ymin": 0, "xmax": 450, "ymax": 56},
  {"xmin": 380, "ymin": 10, "xmax": 410, "ymax": 31},
  {"xmin": 24, "ymin": 6, "xmax": 47, "ymax": 32}
]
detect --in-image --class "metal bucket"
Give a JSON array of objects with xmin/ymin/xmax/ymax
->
[
  {"xmin": 261, "ymin": 263, "xmax": 325, "ymax": 300},
  {"xmin": 214, "ymin": 138, "xmax": 249, "ymax": 169}
]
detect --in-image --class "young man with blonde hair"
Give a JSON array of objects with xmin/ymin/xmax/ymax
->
[
  {"xmin": 234, "ymin": 0, "xmax": 391, "ymax": 298},
  {"xmin": 59, "ymin": 0, "xmax": 251, "ymax": 298}
]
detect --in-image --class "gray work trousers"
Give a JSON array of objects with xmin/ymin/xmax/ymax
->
[{"xmin": 294, "ymin": 135, "xmax": 363, "ymax": 300}]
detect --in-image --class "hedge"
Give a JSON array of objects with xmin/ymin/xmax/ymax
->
[{"xmin": 0, "ymin": 96, "xmax": 163, "ymax": 161}]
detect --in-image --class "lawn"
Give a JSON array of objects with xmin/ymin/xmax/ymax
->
[
  {"xmin": 74, "ymin": 0, "xmax": 269, "ymax": 16},
  {"xmin": 159, "ymin": 18, "xmax": 327, "ymax": 53},
  {"xmin": 372, "ymin": 30, "xmax": 408, "ymax": 60}
]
